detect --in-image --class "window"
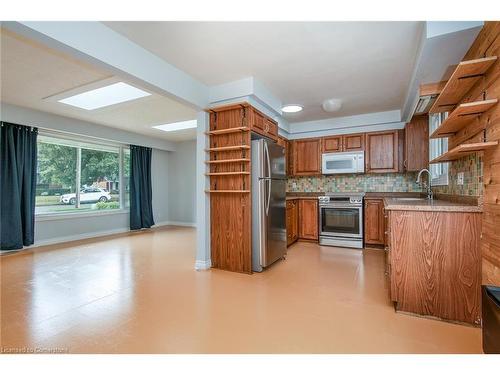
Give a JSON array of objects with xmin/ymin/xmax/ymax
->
[
  {"xmin": 429, "ymin": 113, "xmax": 449, "ymax": 186},
  {"xmin": 35, "ymin": 134, "xmax": 130, "ymax": 215}
]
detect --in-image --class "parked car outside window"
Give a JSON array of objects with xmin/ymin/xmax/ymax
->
[{"xmin": 60, "ymin": 187, "xmax": 111, "ymax": 205}]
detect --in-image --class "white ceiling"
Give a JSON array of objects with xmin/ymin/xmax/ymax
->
[
  {"xmin": 105, "ymin": 21, "xmax": 424, "ymax": 122},
  {"xmin": 0, "ymin": 29, "xmax": 198, "ymax": 142}
]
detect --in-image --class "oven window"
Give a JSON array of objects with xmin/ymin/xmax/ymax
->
[
  {"xmin": 321, "ymin": 207, "xmax": 360, "ymax": 235},
  {"xmin": 325, "ymin": 159, "xmax": 353, "ymax": 170}
]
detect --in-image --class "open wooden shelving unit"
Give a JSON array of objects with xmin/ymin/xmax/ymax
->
[
  {"xmin": 206, "ymin": 145, "xmax": 250, "ymax": 152},
  {"xmin": 206, "ymin": 104, "xmax": 253, "ymax": 274},
  {"xmin": 429, "ymin": 56, "xmax": 497, "ymax": 114},
  {"xmin": 428, "ymin": 54, "xmax": 498, "ymax": 164},
  {"xmin": 430, "ymin": 99, "xmax": 498, "ymax": 138},
  {"xmin": 430, "ymin": 141, "xmax": 498, "ymax": 163}
]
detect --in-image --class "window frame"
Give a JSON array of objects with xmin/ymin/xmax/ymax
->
[
  {"xmin": 35, "ymin": 130, "xmax": 130, "ymax": 220},
  {"xmin": 428, "ymin": 112, "xmax": 449, "ymax": 186}
]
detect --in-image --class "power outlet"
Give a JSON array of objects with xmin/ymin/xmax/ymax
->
[
  {"xmin": 457, "ymin": 172, "xmax": 464, "ymax": 186},
  {"xmin": 292, "ymin": 182, "xmax": 297, "ymax": 189}
]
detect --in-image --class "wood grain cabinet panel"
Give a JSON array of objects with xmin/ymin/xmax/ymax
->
[
  {"xmin": 389, "ymin": 210, "xmax": 482, "ymax": 325},
  {"xmin": 404, "ymin": 115, "xmax": 429, "ymax": 171},
  {"xmin": 293, "ymin": 138, "xmax": 322, "ymax": 176},
  {"xmin": 364, "ymin": 198, "xmax": 385, "ymax": 245},
  {"xmin": 298, "ymin": 199, "xmax": 319, "ymax": 240},
  {"xmin": 322, "ymin": 136, "xmax": 342, "ymax": 152},
  {"xmin": 366, "ymin": 130, "xmax": 401, "ymax": 173},
  {"xmin": 343, "ymin": 133, "xmax": 365, "ymax": 151},
  {"xmin": 286, "ymin": 200, "xmax": 299, "ymax": 246}
]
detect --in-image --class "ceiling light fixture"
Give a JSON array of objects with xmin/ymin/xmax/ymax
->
[
  {"xmin": 322, "ymin": 98, "xmax": 342, "ymax": 112},
  {"xmin": 58, "ymin": 82, "xmax": 151, "ymax": 110},
  {"xmin": 153, "ymin": 120, "xmax": 197, "ymax": 132},
  {"xmin": 281, "ymin": 105, "xmax": 303, "ymax": 113}
]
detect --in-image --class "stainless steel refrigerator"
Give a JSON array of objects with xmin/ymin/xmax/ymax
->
[{"xmin": 251, "ymin": 137, "xmax": 287, "ymax": 272}]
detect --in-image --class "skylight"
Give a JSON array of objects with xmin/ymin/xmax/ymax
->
[
  {"xmin": 58, "ymin": 82, "xmax": 151, "ymax": 110},
  {"xmin": 153, "ymin": 120, "xmax": 197, "ymax": 132}
]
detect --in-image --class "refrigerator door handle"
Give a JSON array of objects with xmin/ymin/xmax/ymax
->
[
  {"xmin": 264, "ymin": 141, "xmax": 272, "ymax": 216},
  {"xmin": 266, "ymin": 179, "xmax": 271, "ymax": 216}
]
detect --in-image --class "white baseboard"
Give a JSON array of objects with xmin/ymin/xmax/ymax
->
[
  {"xmin": 195, "ymin": 259, "xmax": 212, "ymax": 270},
  {"xmin": 155, "ymin": 221, "xmax": 196, "ymax": 228}
]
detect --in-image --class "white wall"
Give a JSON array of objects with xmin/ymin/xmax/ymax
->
[{"xmin": 167, "ymin": 140, "xmax": 196, "ymax": 225}]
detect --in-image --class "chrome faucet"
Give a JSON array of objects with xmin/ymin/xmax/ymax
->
[{"xmin": 416, "ymin": 169, "xmax": 433, "ymax": 201}]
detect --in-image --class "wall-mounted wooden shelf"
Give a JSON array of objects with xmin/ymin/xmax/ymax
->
[
  {"xmin": 205, "ymin": 158, "xmax": 250, "ymax": 164},
  {"xmin": 205, "ymin": 127, "xmax": 249, "ymax": 135},
  {"xmin": 430, "ymin": 141, "xmax": 499, "ymax": 163},
  {"xmin": 205, "ymin": 172, "xmax": 250, "ymax": 176},
  {"xmin": 430, "ymin": 99, "xmax": 498, "ymax": 138},
  {"xmin": 429, "ymin": 56, "xmax": 497, "ymax": 113},
  {"xmin": 205, "ymin": 190, "xmax": 250, "ymax": 193},
  {"xmin": 206, "ymin": 145, "xmax": 250, "ymax": 152}
]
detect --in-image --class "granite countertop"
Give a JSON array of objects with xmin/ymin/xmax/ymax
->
[
  {"xmin": 383, "ymin": 197, "xmax": 482, "ymax": 213},
  {"xmin": 286, "ymin": 191, "xmax": 424, "ymax": 200}
]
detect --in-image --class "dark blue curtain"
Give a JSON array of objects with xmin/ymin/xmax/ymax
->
[
  {"xmin": 130, "ymin": 145, "xmax": 154, "ymax": 230},
  {"xmin": 0, "ymin": 122, "xmax": 38, "ymax": 250}
]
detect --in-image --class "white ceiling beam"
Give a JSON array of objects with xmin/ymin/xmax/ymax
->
[{"xmin": 2, "ymin": 21, "xmax": 210, "ymax": 110}]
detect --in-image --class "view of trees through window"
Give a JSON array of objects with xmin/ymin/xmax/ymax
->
[{"xmin": 35, "ymin": 135, "xmax": 129, "ymax": 214}]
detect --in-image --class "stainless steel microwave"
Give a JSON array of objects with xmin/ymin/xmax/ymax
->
[{"xmin": 322, "ymin": 151, "xmax": 365, "ymax": 174}]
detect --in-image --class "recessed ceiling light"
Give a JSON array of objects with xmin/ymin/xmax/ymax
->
[
  {"xmin": 153, "ymin": 120, "xmax": 197, "ymax": 132},
  {"xmin": 58, "ymin": 82, "xmax": 151, "ymax": 110},
  {"xmin": 281, "ymin": 105, "xmax": 303, "ymax": 113}
]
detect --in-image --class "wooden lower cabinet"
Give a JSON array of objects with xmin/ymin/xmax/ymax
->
[
  {"xmin": 286, "ymin": 199, "xmax": 298, "ymax": 246},
  {"xmin": 364, "ymin": 198, "xmax": 385, "ymax": 246},
  {"xmin": 386, "ymin": 209, "xmax": 482, "ymax": 325},
  {"xmin": 298, "ymin": 199, "xmax": 319, "ymax": 241}
]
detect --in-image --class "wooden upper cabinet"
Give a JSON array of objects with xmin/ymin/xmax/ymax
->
[
  {"xmin": 249, "ymin": 108, "xmax": 265, "ymax": 132},
  {"xmin": 293, "ymin": 138, "xmax": 322, "ymax": 176},
  {"xmin": 247, "ymin": 106, "xmax": 278, "ymax": 141},
  {"xmin": 265, "ymin": 118, "xmax": 278, "ymax": 139},
  {"xmin": 404, "ymin": 115, "xmax": 429, "ymax": 171},
  {"xmin": 366, "ymin": 130, "xmax": 402, "ymax": 173},
  {"xmin": 364, "ymin": 198, "xmax": 385, "ymax": 245},
  {"xmin": 298, "ymin": 199, "xmax": 318, "ymax": 240},
  {"xmin": 323, "ymin": 135, "xmax": 342, "ymax": 152},
  {"xmin": 343, "ymin": 133, "xmax": 365, "ymax": 151},
  {"xmin": 322, "ymin": 133, "xmax": 364, "ymax": 153}
]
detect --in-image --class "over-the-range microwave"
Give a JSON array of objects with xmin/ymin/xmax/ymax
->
[{"xmin": 322, "ymin": 151, "xmax": 365, "ymax": 174}]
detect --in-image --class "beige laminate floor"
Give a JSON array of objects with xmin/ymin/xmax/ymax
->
[{"xmin": 0, "ymin": 226, "xmax": 482, "ymax": 354}]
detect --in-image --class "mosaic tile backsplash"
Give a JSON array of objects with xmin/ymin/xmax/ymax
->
[
  {"xmin": 287, "ymin": 173, "xmax": 423, "ymax": 193},
  {"xmin": 432, "ymin": 154, "xmax": 483, "ymax": 196}
]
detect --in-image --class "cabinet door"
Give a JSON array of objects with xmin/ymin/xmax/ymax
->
[
  {"xmin": 366, "ymin": 131, "xmax": 400, "ymax": 173},
  {"xmin": 343, "ymin": 133, "xmax": 365, "ymax": 151},
  {"xmin": 250, "ymin": 108, "xmax": 265, "ymax": 133},
  {"xmin": 287, "ymin": 141, "xmax": 294, "ymax": 176},
  {"xmin": 286, "ymin": 200, "xmax": 299, "ymax": 246},
  {"xmin": 266, "ymin": 118, "xmax": 278, "ymax": 140},
  {"xmin": 404, "ymin": 115, "xmax": 429, "ymax": 171},
  {"xmin": 291, "ymin": 202, "xmax": 298, "ymax": 242},
  {"xmin": 286, "ymin": 202, "xmax": 293, "ymax": 246},
  {"xmin": 293, "ymin": 138, "xmax": 322, "ymax": 176},
  {"xmin": 364, "ymin": 199, "xmax": 384, "ymax": 245},
  {"xmin": 322, "ymin": 136, "xmax": 342, "ymax": 152},
  {"xmin": 298, "ymin": 199, "xmax": 319, "ymax": 240}
]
